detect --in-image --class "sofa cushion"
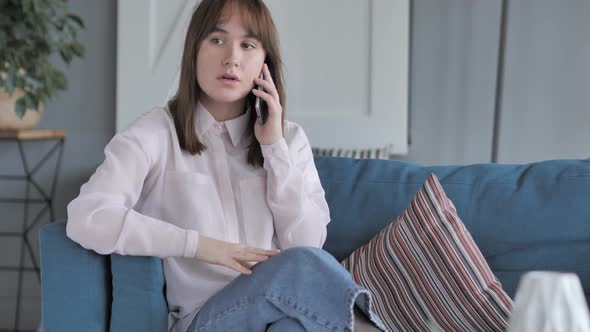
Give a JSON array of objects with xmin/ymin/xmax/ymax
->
[
  {"xmin": 39, "ymin": 220, "xmax": 111, "ymax": 332},
  {"xmin": 315, "ymin": 157, "xmax": 590, "ymax": 304},
  {"xmin": 341, "ymin": 174, "xmax": 513, "ymax": 331},
  {"xmin": 109, "ymin": 254, "xmax": 168, "ymax": 332}
]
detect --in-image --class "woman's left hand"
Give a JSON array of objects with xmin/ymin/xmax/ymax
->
[{"xmin": 252, "ymin": 63, "xmax": 283, "ymax": 145}]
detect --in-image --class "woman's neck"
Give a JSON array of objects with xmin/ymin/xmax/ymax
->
[{"xmin": 200, "ymin": 98, "xmax": 246, "ymax": 122}]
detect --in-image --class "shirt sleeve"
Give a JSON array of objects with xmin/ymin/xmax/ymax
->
[
  {"xmin": 260, "ymin": 124, "xmax": 331, "ymax": 249},
  {"xmin": 66, "ymin": 130, "xmax": 199, "ymax": 258}
]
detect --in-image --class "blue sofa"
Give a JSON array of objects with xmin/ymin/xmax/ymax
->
[{"xmin": 39, "ymin": 156, "xmax": 590, "ymax": 331}]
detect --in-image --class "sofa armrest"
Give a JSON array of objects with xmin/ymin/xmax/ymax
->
[{"xmin": 39, "ymin": 220, "xmax": 111, "ymax": 332}]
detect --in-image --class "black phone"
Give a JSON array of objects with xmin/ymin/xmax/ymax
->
[{"xmin": 254, "ymin": 72, "xmax": 268, "ymax": 124}]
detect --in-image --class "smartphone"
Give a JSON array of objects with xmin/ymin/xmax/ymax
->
[{"xmin": 254, "ymin": 72, "xmax": 268, "ymax": 124}]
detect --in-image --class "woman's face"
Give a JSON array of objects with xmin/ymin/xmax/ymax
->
[{"xmin": 196, "ymin": 8, "xmax": 266, "ymax": 106}]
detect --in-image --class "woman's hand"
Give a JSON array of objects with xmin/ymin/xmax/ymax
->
[
  {"xmin": 252, "ymin": 63, "xmax": 284, "ymax": 145},
  {"xmin": 194, "ymin": 234, "xmax": 280, "ymax": 275}
]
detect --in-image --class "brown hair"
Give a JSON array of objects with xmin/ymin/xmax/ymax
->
[{"xmin": 167, "ymin": 0, "xmax": 286, "ymax": 168}]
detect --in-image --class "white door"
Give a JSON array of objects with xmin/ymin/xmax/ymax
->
[{"xmin": 117, "ymin": 0, "xmax": 409, "ymax": 154}]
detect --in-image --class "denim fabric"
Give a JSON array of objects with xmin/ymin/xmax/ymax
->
[{"xmin": 187, "ymin": 247, "xmax": 387, "ymax": 332}]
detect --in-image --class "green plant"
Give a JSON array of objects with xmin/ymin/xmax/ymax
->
[{"xmin": 0, "ymin": 0, "xmax": 85, "ymax": 118}]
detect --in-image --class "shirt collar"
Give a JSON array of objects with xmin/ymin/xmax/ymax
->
[{"xmin": 195, "ymin": 102, "xmax": 251, "ymax": 148}]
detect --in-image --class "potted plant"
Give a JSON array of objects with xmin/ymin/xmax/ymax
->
[{"xmin": 0, "ymin": 0, "xmax": 85, "ymax": 130}]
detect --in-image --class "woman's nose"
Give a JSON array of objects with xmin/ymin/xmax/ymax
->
[
  {"xmin": 223, "ymin": 57, "xmax": 238, "ymax": 68},
  {"xmin": 223, "ymin": 45, "xmax": 241, "ymax": 67}
]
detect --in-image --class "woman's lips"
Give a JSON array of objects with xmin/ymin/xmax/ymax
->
[{"xmin": 218, "ymin": 78, "xmax": 241, "ymax": 85}]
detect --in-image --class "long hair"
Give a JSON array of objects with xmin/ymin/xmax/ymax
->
[{"xmin": 167, "ymin": 0, "xmax": 286, "ymax": 168}]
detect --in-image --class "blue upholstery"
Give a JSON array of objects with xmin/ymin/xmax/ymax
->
[
  {"xmin": 316, "ymin": 157, "xmax": 590, "ymax": 302},
  {"xmin": 39, "ymin": 220, "xmax": 110, "ymax": 332},
  {"xmin": 39, "ymin": 157, "xmax": 590, "ymax": 331},
  {"xmin": 110, "ymin": 254, "xmax": 168, "ymax": 332}
]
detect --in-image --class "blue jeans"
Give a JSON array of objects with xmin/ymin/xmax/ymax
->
[{"xmin": 187, "ymin": 247, "xmax": 387, "ymax": 332}]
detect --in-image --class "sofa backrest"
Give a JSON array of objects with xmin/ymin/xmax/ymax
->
[
  {"xmin": 315, "ymin": 156, "xmax": 590, "ymax": 303},
  {"xmin": 40, "ymin": 157, "xmax": 590, "ymax": 331}
]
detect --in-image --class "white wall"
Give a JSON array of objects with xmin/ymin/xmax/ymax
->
[
  {"xmin": 399, "ymin": 0, "xmax": 590, "ymax": 165},
  {"xmin": 497, "ymin": 0, "xmax": 590, "ymax": 163}
]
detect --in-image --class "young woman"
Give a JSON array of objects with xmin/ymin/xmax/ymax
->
[{"xmin": 66, "ymin": 0, "xmax": 385, "ymax": 331}]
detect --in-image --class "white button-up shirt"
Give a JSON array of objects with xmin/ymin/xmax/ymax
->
[{"xmin": 66, "ymin": 103, "xmax": 331, "ymax": 332}]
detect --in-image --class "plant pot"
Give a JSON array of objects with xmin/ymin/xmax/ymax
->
[{"xmin": 0, "ymin": 89, "xmax": 44, "ymax": 130}]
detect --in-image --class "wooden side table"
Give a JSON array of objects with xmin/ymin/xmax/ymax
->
[{"xmin": 0, "ymin": 130, "xmax": 65, "ymax": 332}]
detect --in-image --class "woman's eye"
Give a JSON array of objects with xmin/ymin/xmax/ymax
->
[
  {"xmin": 243, "ymin": 43, "xmax": 255, "ymax": 49},
  {"xmin": 210, "ymin": 38, "xmax": 222, "ymax": 45}
]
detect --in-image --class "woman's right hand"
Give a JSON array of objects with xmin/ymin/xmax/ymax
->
[{"xmin": 194, "ymin": 234, "xmax": 281, "ymax": 275}]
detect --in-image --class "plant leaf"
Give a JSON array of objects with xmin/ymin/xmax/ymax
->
[
  {"xmin": 23, "ymin": 92, "xmax": 35, "ymax": 109},
  {"xmin": 5, "ymin": 73, "xmax": 14, "ymax": 94},
  {"xmin": 29, "ymin": 92, "xmax": 39, "ymax": 110},
  {"xmin": 0, "ymin": 30, "xmax": 6, "ymax": 48},
  {"xmin": 12, "ymin": 22, "xmax": 27, "ymax": 39},
  {"xmin": 67, "ymin": 14, "xmax": 84, "ymax": 29},
  {"xmin": 71, "ymin": 41, "xmax": 85, "ymax": 57},
  {"xmin": 1, "ymin": 0, "xmax": 85, "ymax": 106},
  {"xmin": 16, "ymin": 97, "xmax": 26, "ymax": 119},
  {"xmin": 21, "ymin": 0, "xmax": 33, "ymax": 16},
  {"xmin": 59, "ymin": 46, "xmax": 72, "ymax": 63}
]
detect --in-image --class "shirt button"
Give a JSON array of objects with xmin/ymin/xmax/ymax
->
[{"xmin": 213, "ymin": 124, "xmax": 225, "ymax": 136}]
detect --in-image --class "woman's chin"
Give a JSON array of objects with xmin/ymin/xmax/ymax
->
[{"xmin": 207, "ymin": 93, "xmax": 249, "ymax": 104}]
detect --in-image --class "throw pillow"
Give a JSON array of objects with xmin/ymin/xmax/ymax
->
[{"xmin": 342, "ymin": 174, "xmax": 513, "ymax": 331}]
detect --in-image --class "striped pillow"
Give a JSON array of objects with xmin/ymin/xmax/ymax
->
[{"xmin": 342, "ymin": 174, "xmax": 513, "ymax": 331}]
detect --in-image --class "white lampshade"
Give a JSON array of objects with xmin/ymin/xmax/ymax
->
[{"xmin": 508, "ymin": 271, "xmax": 590, "ymax": 332}]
